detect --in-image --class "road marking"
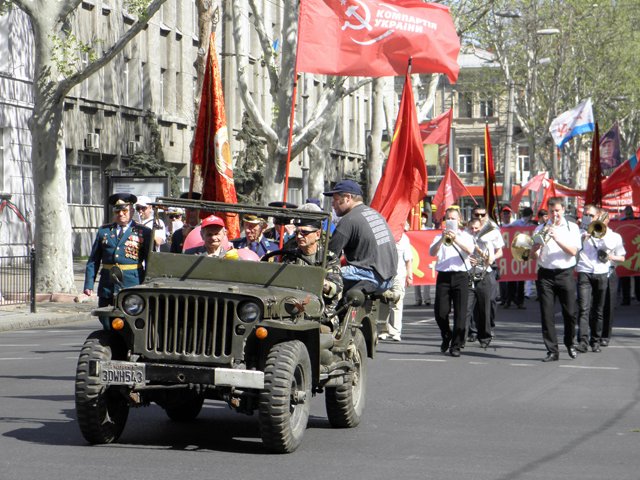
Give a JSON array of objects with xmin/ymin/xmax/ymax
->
[
  {"xmin": 407, "ymin": 319, "xmax": 434, "ymax": 325},
  {"xmin": 559, "ymin": 365, "xmax": 619, "ymax": 370},
  {"xmin": 0, "ymin": 344, "xmax": 40, "ymax": 347},
  {"xmin": 510, "ymin": 363, "xmax": 537, "ymax": 367},
  {"xmin": 0, "ymin": 357, "xmax": 44, "ymax": 361},
  {"xmin": 606, "ymin": 345, "xmax": 640, "ymax": 349},
  {"xmin": 388, "ymin": 358, "xmax": 447, "ymax": 363},
  {"xmin": 60, "ymin": 343, "xmax": 83, "ymax": 346},
  {"xmin": 468, "ymin": 361, "xmax": 489, "ymax": 365}
]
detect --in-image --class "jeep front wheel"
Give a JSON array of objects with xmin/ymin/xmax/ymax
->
[
  {"xmin": 75, "ymin": 331, "xmax": 130, "ymax": 444},
  {"xmin": 325, "ymin": 328, "xmax": 367, "ymax": 428},
  {"xmin": 259, "ymin": 340, "xmax": 312, "ymax": 453}
]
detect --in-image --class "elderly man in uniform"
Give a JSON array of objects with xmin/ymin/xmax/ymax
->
[
  {"xmin": 530, "ymin": 197, "xmax": 582, "ymax": 362},
  {"xmin": 323, "ymin": 179, "xmax": 397, "ymax": 294},
  {"xmin": 84, "ymin": 193, "xmax": 152, "ymax": 329},
  {"xmin": 232, "ymin": 214, "xmax": 278, "ymax": 258}
]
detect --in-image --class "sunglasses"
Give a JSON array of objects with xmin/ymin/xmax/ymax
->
[
  {"xmin": 135, "ymin": 206, "xmax": 148, "ymax": 211},
  {"xmin": 296, "ymin": 229, "xmax": 318, "ymax": 237},
  {"xmin": 168, "ymin": 214, "xmax": 181, "ymax": 219},
  {"xmin": 474, "ymin": 212, "xmax": 487, "ymax": 217}
]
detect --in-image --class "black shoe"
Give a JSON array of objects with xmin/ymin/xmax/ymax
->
[
  {"xmin": 567, "ymin": 346, "xmax": 578, "ymax": 359},
  {"xmin": 575, "ymin": 342, "xmax": 588, "ymax": 353},
  {"xmin": 591, "ymin": 343, "xmax": 601, "ymax": 353},
  {"xmin": 440, "ymin": 334, "xmax": 452, "ymax": 353},
  {"xmin": 600, "ymin": 338, "xmax": 609, "ymax": 347},
  {"xmin": 449, "ymin": 348, "xmax": 461, "ymax": 357},
  {"xmin": 467, "ymin": 334, "xmax": 477, "ymax": 343},
  {"xmin": 542, "ymin": 352, "xmax": 559, "ymax": 362}
]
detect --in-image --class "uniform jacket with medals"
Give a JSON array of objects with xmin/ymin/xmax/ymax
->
[{"xmin": 84, "ymin": 221, "xmax": 152, "ymax": 299}]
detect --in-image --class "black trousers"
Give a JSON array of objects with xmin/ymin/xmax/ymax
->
[
  {"xmin": 602, "ymin": 269, "xmax": 617, "ymax": 340},
  {"xmin": 620, "ymin": 275, "xmax": 640, "ymax": 304},
  {"xmin": 434, "ymin": 271, "xmax": 469, "ymax": 350},
  {"xmin": 537, "ymin": 267, "xmax": 577, "ymax": 354},
  {"xmin": 577, "ymin": 272, "xmax": 608, "ymax": 346},
  {"xmin": 465, "ymin": 273, "xmax": 493, "ymax": 341}
]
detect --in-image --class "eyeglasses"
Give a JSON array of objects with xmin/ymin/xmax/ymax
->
[
  {"xmin": 135, "ymin": 206, "xmax": 148, "ymax": 211},
  {"xmin": 168, "ymin": 214, "xmax": 181, "ymax": 219},
  {"xmin": 473, "ymin": 212, "xmax": 487, "ymax": 217},
  {"xmin": 296, "ymin": 229, "xmax": 318, "ymax": 237}
]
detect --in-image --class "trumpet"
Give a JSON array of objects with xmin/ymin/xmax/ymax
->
[
  {"xmin": 532, "ymin": 222, "xmax": 552, "ymax": 245},
  {"xmin": 443, "ymin": 231, "xmax": 455, "ymax": 246},
  {"xmin": 587, "ymin": 219, "xmax": 607, "ymax": 239}
]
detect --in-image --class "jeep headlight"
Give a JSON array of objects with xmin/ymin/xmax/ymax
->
[
  {"xmin": 122, "ymin": 294, "xmax": 145, "ymax": 316},
  {"xmin": 237, "ymin": 301, "xmax": 261, "ymax": 323}
]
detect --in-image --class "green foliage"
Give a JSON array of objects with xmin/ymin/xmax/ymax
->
[
  {"xmin": 0, "ymin": 1, "xmax": 13, "ymax": 16},
  {"xmin": 124, "ymin": 0, "xmax": 153, "ymax": 21},
  {"xmin": 49, "ymin": 30, "xmax": 97, "ymax": 78},
  {"xmin": 234, "ymin": 112, "xmax": 266, "ymax": 203},
  {"xmin": 128, "ymin": 112, "xmax": 179, "ymax": 196}
]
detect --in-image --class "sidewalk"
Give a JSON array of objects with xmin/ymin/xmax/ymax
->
[{"xmin": 0, "ymin": 260, "xmax": 97, "ymax": 332}]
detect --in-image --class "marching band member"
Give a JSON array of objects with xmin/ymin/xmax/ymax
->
[
  {"xmin": 530, "ymin": 197, "xmax": 582, "ymax": 362},
  {"xmin": 429, "ymin": 207, "xmax": 474, "ymax": 357}
]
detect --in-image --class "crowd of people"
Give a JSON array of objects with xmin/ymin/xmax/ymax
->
[{"xmin": 83, "ymin": 185, "xmax": 635, "ymax": 361}]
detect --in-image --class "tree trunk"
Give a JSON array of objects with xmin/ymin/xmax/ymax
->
[
  {"xmin": 32, "ymin": 91, "xmax": 76, "ymax": 293},
  {"xmin": 367, "ymin": 78, "xmax": 385, "ymax": 203}
]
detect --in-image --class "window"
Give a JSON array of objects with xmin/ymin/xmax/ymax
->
[
  {"xmin": 67, "ymin": 156, "xmax": 103, "ymax": 205},
  {"xmin": 480, "ymin": 98, "xmax": 494, "ymax": 117},
  {"xmin": 518, "ymin": 146, "xmax": 530, "ymax": 172},
  {"xmin": 458, "ymin": 147, "xmax": 473, "ymax": 173},
  {"xmin": 479, "ymin": 148, "xmax": 485, "ymax": 173},
  {"xmin": 458, "ymin": 92, "xmax": 473, "ymax": 118}
]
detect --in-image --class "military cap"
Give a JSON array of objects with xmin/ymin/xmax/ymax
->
[
  {"xmin": 109, "ymin": 193, "xmax": 137, "ymax": 211},
  {"xmin": 242, "ymin": 214, "xmax": 267, "ymax": 225}
]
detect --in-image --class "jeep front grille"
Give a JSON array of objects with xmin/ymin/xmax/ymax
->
[{"xmin": 145, "ymin": 294, "xmax": 235, "ymax": 360}]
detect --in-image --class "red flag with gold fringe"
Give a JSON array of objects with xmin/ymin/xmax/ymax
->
[
  {"xmin": 190, "ymin": 32, "xmax": 240, "ymax": 239},
  {"xmin": 483, "ymin": 125, "xmax": 499, "ymax": 222}
]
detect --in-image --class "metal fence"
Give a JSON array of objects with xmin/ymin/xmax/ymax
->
[{"xmin": 0, "ymin": 248, "xmax": 36, "ymax": 313}]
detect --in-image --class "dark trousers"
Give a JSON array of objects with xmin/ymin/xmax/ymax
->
[
  {"xmin": 506, "ymin": 281, "xmax": 525, "ymax": 306},
  {"xmin": 619, "ymin": 275, "xmax": 640, "ymax": 304},
  {"xmin": 465, "ymin": 274, "xmax": 493, "ymax": 341},
  {"xmin": 602, "ymin": 270, "xmax": 617, "ymax": 340},
  {"xmin": 577, "ymin": 272, "xmax": 608, "ymax": 346},
  {"xmin": 537, "ymin": 267, "xmax": 577, "ymax": 354},
  {"xmin": 489, "ymin": 270, "xmax": 499, "ymax": 328},
  {"xmin": 434, "ymin": 271, "xmax": 469, "ymax": 350}
]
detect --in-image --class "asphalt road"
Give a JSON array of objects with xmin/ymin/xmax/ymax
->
[{"xmin": 1, "ymin": 293, "xmax": 639, "ymax": 480}]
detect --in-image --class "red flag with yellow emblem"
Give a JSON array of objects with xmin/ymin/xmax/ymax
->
[{"xmin": 190, "ymin": 33, "xmax": 240, "ymax": 239}]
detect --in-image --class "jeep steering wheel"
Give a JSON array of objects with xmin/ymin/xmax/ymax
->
[{"xmin": 261, "ymin": 249, "xmax": 313, "ymax": 265}]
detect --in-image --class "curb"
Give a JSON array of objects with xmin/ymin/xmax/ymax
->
[{"xmin": 0, "ymin": 311, "xmax": 94, "ymax": 333}]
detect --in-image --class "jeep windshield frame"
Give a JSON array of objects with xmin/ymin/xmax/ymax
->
[{"xmin": 151, "ymin": 197, "xmax": 333, "ymax": 267}]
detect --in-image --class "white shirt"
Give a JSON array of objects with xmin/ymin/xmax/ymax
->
[
  {"xmin": 480, "ymin": 221, "xmax": 505, "ymax": 254},
  {"xmin": 473, "ymin": 235, "xmax": 496, "ymax": 273},
  {"xmin": 142, "ymin": 216, "xmax": 167, "ymax": 245},
  {"xmin": 577, "ymin": 229, "xmax": 625, "ymax": 273},
  {"xmin": 430, "ymin": 230, "xmax": 474, "ymax": 272},
  {"xmin": 396, "ymin": 233, "xmax": 413, "ymax": 278},
  {"xmin": 534, "ymin": 218, "xmax": 582, "ymax": 269}
]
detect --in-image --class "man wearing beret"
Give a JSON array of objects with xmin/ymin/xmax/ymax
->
[
  {"xmin": 232, "ymin": 213, "xmax": 278, "ymax": 257},
  {"xmin": 84, "ymin": 193, "xmax": 152, "ymax": 329},
  {"xmin": 323, "ymin": 179, "xmax": 397, "ymax": 293}
]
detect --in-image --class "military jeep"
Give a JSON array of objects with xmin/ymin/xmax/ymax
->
[{"xmin": 75, "ymin": 198, "xmax": 390, "ymax": 453}]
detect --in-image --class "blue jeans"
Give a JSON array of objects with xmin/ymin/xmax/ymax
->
[{"xmin": 341, "ymin": 265, "xmax": 393, "ymax": 293}]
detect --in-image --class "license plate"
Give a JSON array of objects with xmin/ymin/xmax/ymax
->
[{"xmin": 99, "ymin": 361, "xmax": 145, "ymax": 386}]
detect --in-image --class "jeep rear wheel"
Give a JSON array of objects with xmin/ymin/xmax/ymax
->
[
  {"xmin": 259, "ymin": 340, "xmax": 311, "ymax": 453},
  {"xmin": 325, "ymin": 328, "xmax": 367, "ymax": 428},
  {"xmin": 75, "ymin": 331, "xmax": 130, "ymax": 444}
]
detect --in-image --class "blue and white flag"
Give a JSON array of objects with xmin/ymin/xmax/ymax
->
[{"xmin": 549, "ymin": 98, "xmax": 595, "ymax": 148}]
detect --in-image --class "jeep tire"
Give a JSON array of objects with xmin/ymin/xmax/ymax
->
[
  {"xmin": 75, "ymin": 330, "xmax": 130, "ymax": 444},
  {"xmin": 259, "ymin": 340, "xmax": 312, "ymax": 453},
  {"xmin": 325, "ymin": 328, "xmax": 367, "ymax": 428}
]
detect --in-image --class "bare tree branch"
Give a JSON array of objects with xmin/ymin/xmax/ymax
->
[{"xmin": 248, "ymin": 0, "xmax": 279, "ymax": 98}]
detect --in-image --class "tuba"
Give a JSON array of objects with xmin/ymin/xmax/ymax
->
[{"xmin": 511, "ymin": 233, "xmax": 534, "ymax": 262}]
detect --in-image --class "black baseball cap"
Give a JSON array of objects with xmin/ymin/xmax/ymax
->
[{"xmin": 322, "ymin": 179, "xmax": 363, "ymax": 196}]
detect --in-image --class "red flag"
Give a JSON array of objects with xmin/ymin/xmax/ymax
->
[
  {"xmin": 296, "ymin": 0, "xmax": 460, "ymax": 82},
  {"xmin": 371, "ymin": 72, "xmax": 427, "ymax": 241},
  {"xmin": 585, "ymin": 123, "xmax": 603, "ymax": 207},
  {"xmin": 629, "ymin": 148, "xmax": 640, "ymax": 205},
  {"xmin": 483, "ymin": 125, "xmax": 499, "ymax": 222},
  {"xmin": 419, "ymin": 109, "xmax": 453, "ymax": 145},
  {"xmin": 432, "ymin": 165, "xmax": 475, "ymax": 222},
  {"xmin": 509, "ymin": 172, "xmax": 546, "ymax": 213},
  {"xmin": 190, "ymin": 33, "xmax": 240, "ymax": 239},
  {"xmin": 539, "ymin": 178, "xmax": 558, "ymax": 212}
]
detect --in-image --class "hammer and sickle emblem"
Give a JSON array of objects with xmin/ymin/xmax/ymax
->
[{"xmin": 341, "ymin": 0, "xmax": 373, "ymax": 31}]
